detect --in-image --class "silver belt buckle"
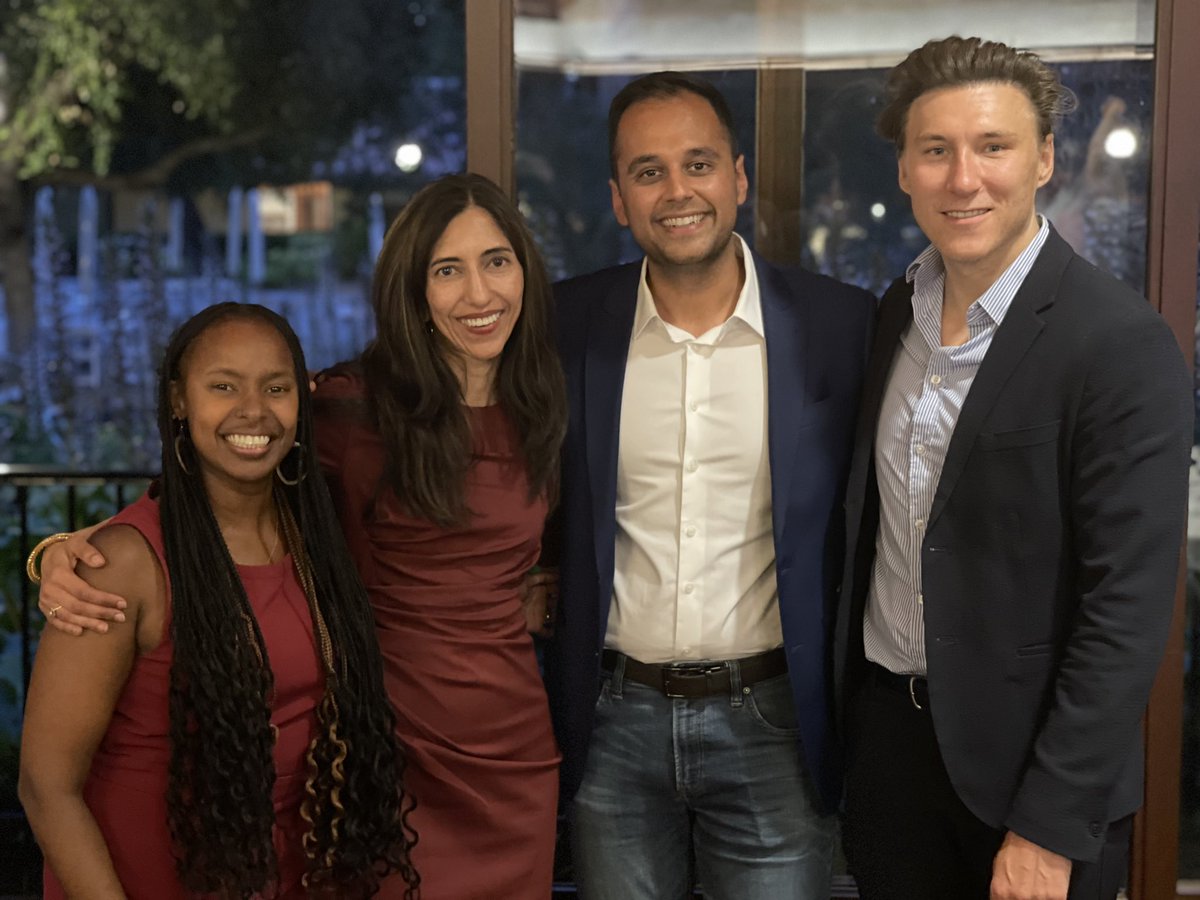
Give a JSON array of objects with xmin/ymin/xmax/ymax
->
[{"xmin": 662, "ymin": 663, "xmax": 725, "ymax": 698}]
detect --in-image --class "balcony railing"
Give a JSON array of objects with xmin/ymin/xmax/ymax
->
[
  {"xmin": 1, "ymin": 464, "xmax": 155, "ymax": 707},
  {"xmin": 0, "ymin": 465, "xmax": 155, "ymax": 897}
]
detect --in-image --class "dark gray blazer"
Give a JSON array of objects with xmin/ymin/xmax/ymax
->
[{"xmin": 834, "ymin": 226, "xmax": 1192, "ymax": 861}]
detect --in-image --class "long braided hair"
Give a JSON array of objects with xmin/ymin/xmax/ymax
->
[{"xmin": 158, "ymin": 302, "xmax": 419, "ymax": 897}]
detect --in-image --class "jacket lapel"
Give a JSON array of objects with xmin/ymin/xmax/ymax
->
[
  {"xmin": 584, "ymin": 264, "xmax": 640, "ymax": 605},
  {"xmin": 759, "ymin": 257, "xmax": 806, "ymax": 545},
  {"xmin": 850, "ymin": 278, "xmax": 912, "ymax": 502},
  {"xmin": 927, "ymin": 229, "xmax": 1072, "ymax": 527}
]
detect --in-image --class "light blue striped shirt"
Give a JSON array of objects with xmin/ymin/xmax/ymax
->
[{"xmin": 864, "ymin": 217, "xmax": 1050, "ymax": 675}]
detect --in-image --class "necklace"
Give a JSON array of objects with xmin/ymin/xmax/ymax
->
[{"xmin": 264, "ymin": 524, "xmax": 281, "ymax": 563}]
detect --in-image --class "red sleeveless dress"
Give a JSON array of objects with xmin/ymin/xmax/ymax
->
[
  {"xmin": 42, "ymin": 493, "xmax": 324, "ymax": 899},
  {"xmin": 315, "ymin": 371, "xmax": 560, "ymax": 900}
]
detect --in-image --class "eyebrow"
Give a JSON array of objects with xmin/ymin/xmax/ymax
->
[
  {"xmin": 623, "ymin": 146, "xmax": 720, "ymax": 176},
  {"xmin": 914, "ymin": 130, "xmax": 1018, "ymax": 142},
  {"xmin": 205, "ymin": 367, "xmax": 294, "ymax": 380},
  {"xmin": 429, "ymin": 246, "xmax": 513, "ymax": 268}
]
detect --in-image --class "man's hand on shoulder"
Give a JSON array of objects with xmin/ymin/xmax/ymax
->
[{"xmin": 990, "ymin": 830, "xmax": 1072, "ymax": 900}]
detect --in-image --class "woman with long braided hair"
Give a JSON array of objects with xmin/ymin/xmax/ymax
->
[
  {"xmin": 34, "ymin": 174, "xmax": 568, "ymax": 898},
  {"xmin": 21, "ymin": 303, "xmax": 419, "ymax": 898}
]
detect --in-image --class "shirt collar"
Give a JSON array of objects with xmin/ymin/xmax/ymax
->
[
  {"xmin": 905, "ymin": 216, "xmax": 1050, "ymax": 327},
  {"xmin": 632, "ymin": 233, "xmax": 764, "ymax": 341}
]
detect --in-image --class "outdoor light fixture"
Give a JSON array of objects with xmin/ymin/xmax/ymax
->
[
  {"xmin": 1104, "ymin": 127, "xmax": 1137, "ymax": 160},
  {"xmin": 394, "ymin": 142, "xmax": 423, "ymax": 172}
]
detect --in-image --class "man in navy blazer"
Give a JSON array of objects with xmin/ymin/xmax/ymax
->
[
  {"xmin": 545, "ymin": 72, "xmax": 874, "ymax": 899},
  {"xmin": 833, "ymin": 37, "xmax": 1191, "ymax": 900}
]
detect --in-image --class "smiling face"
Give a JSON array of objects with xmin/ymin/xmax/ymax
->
[
  {"xmin": 609, "ymin": 91, "xmax": 748, "ymax": 273},
  {"xmin": 898, "ymin": 81, "xmax": 1054, "ymax": 294},
  {"xmin": 170, "ymin": 316, "xmax": 299, "ymax": 492},
  {"xmin": 425, "ymin": 205, "xmax": 524, "ymax": 397}
]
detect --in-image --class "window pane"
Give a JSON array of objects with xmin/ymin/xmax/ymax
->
[
  {"xmin": 515, "ymin": 2, "xmax": 1159, "ymax": 894},
  {"xmin": 516, "ymin": 69, "xmax": 756, "ymax": 279},
  {"xmin": 1182, "ymin": 246, "xmax": 1200, "ymax": 883},
  {"xmin": 802, "ymin": 59, "xmax": 1154, "ymax": 295}
]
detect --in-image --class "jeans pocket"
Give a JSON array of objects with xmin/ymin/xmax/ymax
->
[
  {"xmin": 744, "ymin": 674, "xmax": 801, "ymax": 735},
  {"xmin": 595, "ymin": 676, "xmax": 615, "ymax": 708}
]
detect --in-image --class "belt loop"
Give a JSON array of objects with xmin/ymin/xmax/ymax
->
[
  {"xmin": 609, "ymin": 651, "xmax": 626, "ymax": 699},
  {"xmin": 908, "ymin": 676, "xmax": 923, "ymax": 711},
  {"xmin": 728, "ymin": 658, "xmax": 744, "ymax": 708}
]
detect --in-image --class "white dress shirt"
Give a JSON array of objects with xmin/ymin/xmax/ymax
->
[
  {"xmin": 605, "ymin": 235, "xmax": 783, "ymax": 664},
  {"xmin": 864, "ymin": 218, "xmax": 1050, "ymax": 675}
]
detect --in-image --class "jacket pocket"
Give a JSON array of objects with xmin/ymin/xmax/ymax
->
[
  {"xmin": 1005, "ymin": 642, "xmax": 1056, "ymax": 680},
  {"xmin": 977, "ymin": 420, "xmax": 1060, "ymax": 450}
]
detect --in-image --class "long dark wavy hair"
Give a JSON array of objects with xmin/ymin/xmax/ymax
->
[
  {"xmin": 358, "ymin": 173, "xmax": 567, "ymax": 526},
  {"xmin": 159, "ymin": 302, "xmax": 419, "ymax": 897}
]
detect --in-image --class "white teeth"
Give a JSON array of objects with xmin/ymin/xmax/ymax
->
[
  {"xmin": 225, "ymin": 434, "xmax": 270, "ymax": 449},
  {"xmin": 662, "ymin": 214, "xmax": 704, "ymax": 227},
  {"xmin": 946, "ymin": 210, "xmax": 987, "ymax": 219},
  {"xmin": 462, "ymin": 312, "xmax": 501, "ymax": 328}
]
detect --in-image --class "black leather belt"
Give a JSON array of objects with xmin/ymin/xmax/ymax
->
[
  {"xmin": 602, "ymin": 648, "xmax": 788, "ymax": 699},
  {"xmin": 868, "ymin": 661, "xmax": 929, "ymax": 710}
]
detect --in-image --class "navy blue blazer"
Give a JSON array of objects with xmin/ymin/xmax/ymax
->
[
  {"xmin": 545, "ymin": 250, "xmax": 875, "ymax": 813},
  {"xmin": 834, "ymin": 227, "xmax": 1192, "ymax": 860}
]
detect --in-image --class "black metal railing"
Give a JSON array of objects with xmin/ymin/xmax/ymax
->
[
  {"xmin": 0, "ymin": 465, "xmax": 155, "ymax": 897},
  {"xmin": 1, "ymin": 464, "xmax": 155, "ymax": 705}
]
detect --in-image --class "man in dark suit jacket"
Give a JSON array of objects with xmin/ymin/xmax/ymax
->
[
  {"xmin": 833, "ymin": 36, "xmax": 1191, "ymax": 900},
  {"xmin": 546, "ymin": 72, "xmax": 874, "ymax": 899}
]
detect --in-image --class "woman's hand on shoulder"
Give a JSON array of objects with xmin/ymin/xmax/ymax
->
[{"xmin": 38, "ymin": 521, "xmax": 129, "ymax": 636}]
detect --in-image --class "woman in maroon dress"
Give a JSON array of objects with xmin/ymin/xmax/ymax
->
[
  {"xmin": 314, "ymin": 174, "xmax": 567, "ymax": 898},
  {"xmin": 20, "ymin": 304, "xmax": 418, "ymax": 898},
  {"xmin": 36, "ymin": 175, "xmax": 569, "ymax": 898}
]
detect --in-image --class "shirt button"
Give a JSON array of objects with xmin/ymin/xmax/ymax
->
[
  {"xmin": 689, "ymin": 400, "xmax": 699, "ymax": 412},
  {"xmin": 686, "ymin": 459, "xmax": 699, "ymax": 472},
  {"xmin": 915, "ymin": 444, "xmax": 926, "ymax": 456},
  {"xmin": 917, "ymin": 593, "xmax": 924, "ymax": 605},
  {"xmin": 685, "ymin": 525, "xmax": 697, "ymax": 537},
  {"xmin": 684, "ymin": 583, "xmax": 695, "ymax": 594},
  {"xmin": 915, "ymin": 518, "xmax": 925, "ymax": 530},
  {"xmin": 930, "ymin": 374, "xmax": 942, "ymax": 386}
]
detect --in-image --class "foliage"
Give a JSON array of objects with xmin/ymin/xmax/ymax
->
[
  {"xmin": 0, "ymin": 1, "xmax": 465, "ymax": 352},
  {"xmin": 262, "ymin": 233, "xmax": 331, "ymax": 288},
  {"xmin": 1, "ymin": 0, "xmax": 464, "ymax": 185},
  {"xmin": 0, "ymin": 0, "xmax": 243, "ymax": 178}
]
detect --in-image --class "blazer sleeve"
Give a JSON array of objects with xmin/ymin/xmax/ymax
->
[{"xmin": 1003, "ymin": 297, "xmax": 1192, "ymax": 860}]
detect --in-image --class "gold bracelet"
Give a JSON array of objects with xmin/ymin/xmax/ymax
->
[{"xmin": 26, "ymin": 533, "xmax": 73, "ymax": 585}]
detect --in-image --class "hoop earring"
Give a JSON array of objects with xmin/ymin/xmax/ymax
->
[
  {"xmin": 275, "ymin": 441, "xmax": 307, "ymax": 486},
  {"xmin": 173, "ymin": 422, "xmax": 192, "ymax": 475}
]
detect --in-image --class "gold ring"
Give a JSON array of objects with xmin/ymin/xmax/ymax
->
[{"xmin": 48, "ymin": 605, "xmax": 63, "ymax": 619}]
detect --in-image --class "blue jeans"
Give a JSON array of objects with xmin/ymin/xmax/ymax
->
[{"xmin": 570, "ymin": 654, "xmax": 835, "ymax": 900}]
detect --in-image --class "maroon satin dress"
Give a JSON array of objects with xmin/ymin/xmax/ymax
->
[
  {"xmin": 315, "ymin": 371, "xmax": 559, "ymax": 900},
  {"xmin": 42, "ymin": 493, "xmax": 324, "ymax": 899}
]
